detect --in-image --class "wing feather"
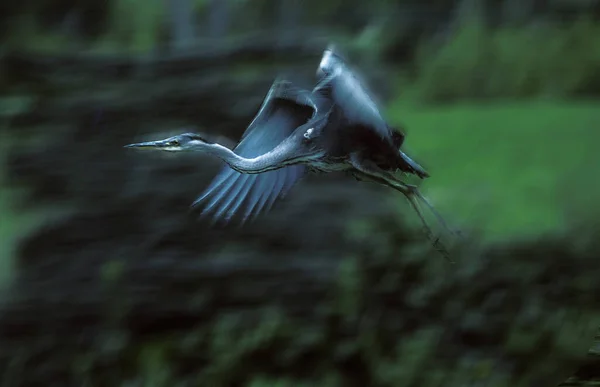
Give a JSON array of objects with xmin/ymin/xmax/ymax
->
[
  {"xmin": 211, "ymin": 173, "xmax": 248, "ymax": 220},
  {"xmin": 247, "ymin": 170, "xmax": 280, "ymax": 224},
  {"xmin": 223, "ymin": 174, "xmax": 255, "ymax": 222},
  {"xmin": 260, "ymin": 166, "xmax": 287, "ymax": 217},
  {"xmin": 193, "ymin": 81, "xmax": 315, "ymax": 225},
  {"xmin": 316, "ymin": 51, "xmax": 391, "ymax": 142},
  {"xmin": 199, "ymin": 172, "xmax": 243, "ymax": 218},
  {"xmin": 239, "ymin": 172, "xmax": 272, "ymax": 225}
]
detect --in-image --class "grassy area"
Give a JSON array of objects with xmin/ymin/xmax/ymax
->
[{"xmin": 386, "ymin": 100, "xmax": 600, "ymax": 241}]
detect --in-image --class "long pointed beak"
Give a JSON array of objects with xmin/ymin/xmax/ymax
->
[{"xmin": 124, "ymin": 140, "xmax": 165, "ymax": 149}]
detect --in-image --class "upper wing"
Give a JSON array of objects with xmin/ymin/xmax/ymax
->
[
  {"xmin": 315, "ymin": 51, "xmax": 391, "ymax": 141},
  {"xmin": 192, "ymin": 81, "xmax": 315, "ymax": 225}
]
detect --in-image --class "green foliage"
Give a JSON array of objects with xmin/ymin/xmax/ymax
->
[
  {"xmin": 2, "ymin": 202, "xmax": 599, "ymax": 386},
  {"xmin": 4, "ymin": 100, "xmax": 599, "ymax": 385},
  {"xmin": 101, "ymin": 0, "xmax": 165, "ymax": 53},
  {"xmin": 413, "ymin": 18, "xmax": 600, "ymax": 102},
  {"xmin": 385, "ymin": 101, "xmax": 600, "ymax": 241},
  {"xmin": 0, "ymin": 119, "xmax": 54, "ymax": 290},
  {"xmin": 333, "ymin": 255, "xmax": 363, "ymax": 320},
  {"xmin": 2, "ymin": 4, "xmax": 600, "ymax": 385},
  {"xmin": 4, "ymin": 12, "xmax": 71, "ymax": 52},
  {"xmin": 136, "ymin": 343, "xmax": 173, "ymax": 387}
]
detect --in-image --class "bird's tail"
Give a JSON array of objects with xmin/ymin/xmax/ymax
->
[{"xmin": 399, "ymin": 150, "xmax": 430, "ymax": 179}]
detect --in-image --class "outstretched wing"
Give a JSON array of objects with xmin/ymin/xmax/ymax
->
[
  {"xmin": 315, "ymin": 49, "xmax": 392, "ymax": 142},
  {"xmin": 192, "ymin": 81, "xmax": 315, "ymax": 225}
]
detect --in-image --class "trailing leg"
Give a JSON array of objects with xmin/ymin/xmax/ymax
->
[{"xmin": 349, "ymin": 154, "xmax": 455, "ymax": 262}]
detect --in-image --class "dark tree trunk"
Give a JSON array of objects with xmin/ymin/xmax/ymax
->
[
  {"xmin": 278, "ymin": 0, "xmax": 301, "ymax": 40},
  {"xmin": 165, "ymin": 0, "xmax": 196, "ymax": 49},
  {"xmin": 208, "ymin": 0, "xmax": 229, "ymax": 38}
]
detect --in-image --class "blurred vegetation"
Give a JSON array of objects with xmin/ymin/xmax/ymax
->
[
  {"xmin": 385, "ymin": 101, "xmax": 600, "ymax": 240},
  {"xmin": 412, "ymin": 17, "xmax": 600, "ymax": 102},
  {"xmin": 2, "ymin": 0, "xmax": 600, "ymax": 100},
  {"xmin": 2, "ymin": 218, "xmax": 599, "ymax": 386},
  {"xmin": 1, "ymin": 0, "xmax": 600, "ymax": 386}
]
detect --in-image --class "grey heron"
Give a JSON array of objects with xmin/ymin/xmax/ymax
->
[{"xmin": 125, "ymin": 48, "xmax": 458, "ymax": 260}]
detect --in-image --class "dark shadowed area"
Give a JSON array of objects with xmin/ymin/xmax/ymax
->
[{"xmin": 1, "ymin": 1, "xmax": 599, "ymax": 386}]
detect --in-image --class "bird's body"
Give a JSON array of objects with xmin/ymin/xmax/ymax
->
[
  {"xmin": 125, "ymin": 46, "xmax": 457, "ymax": 259},
  {"xmin": 314, "ymin": 48, "xmax": 429, "ymax": 179}
]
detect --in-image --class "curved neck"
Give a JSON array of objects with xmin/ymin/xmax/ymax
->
[{"xmin": 198, "ymin": 142, "xmax": 295, "ymax": 174}]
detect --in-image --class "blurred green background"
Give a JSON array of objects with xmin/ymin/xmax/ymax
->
[{"xmin": 1, "ymin": 0, "xmax": 599, "ymax": 386}]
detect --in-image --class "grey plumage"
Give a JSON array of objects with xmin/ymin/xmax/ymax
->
[
  {"xmin": 193, "ymin": 81, "xmax": 328, "ymax": 224},
  {"xmin": 315, "ymin": 47, "xmax": 389, "ymax": 141},
  {"xmin": 314, "ymin": 46, "xmax": 429, "ymax": 179},
  {"xmin": 125, "ymin": 47, "xmax": 458, "ymax": 260}
]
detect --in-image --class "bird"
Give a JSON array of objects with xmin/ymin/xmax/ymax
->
[
  {"xmin": 126, "ymin": 79, "xmax": 334, "ymax": 224},
  {"xmin": 125, "ymin": 47, "xmax": 458, "ymax": 259}
]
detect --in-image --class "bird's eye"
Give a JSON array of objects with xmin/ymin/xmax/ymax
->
[{"xmin": 170, "ymin": 140, "xmax": 179, "ymax": 146}]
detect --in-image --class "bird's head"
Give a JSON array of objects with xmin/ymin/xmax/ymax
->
[{"xmin": 124, "ymin": 133, "xmax": 212, "ymax": 152}]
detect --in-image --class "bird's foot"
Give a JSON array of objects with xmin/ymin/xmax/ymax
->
[
  {"xmin": 451, "ymin": 228, "xmax": 465, "ymax": 240},
  {"xmin": 433, "ymin": 238, "xmax": 454, "ymax": 263},
  {"xmin": 422, "ymin": 226, "xmax": 454, "ymax": 263},
  {"xmin": 408, "ymin": 184, "xmax": 462, "ymax": 239}
]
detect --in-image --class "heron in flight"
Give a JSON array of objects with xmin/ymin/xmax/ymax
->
[{"xmin": 125, "ymin": 47, "xmax": 458, "ymax": 259}]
